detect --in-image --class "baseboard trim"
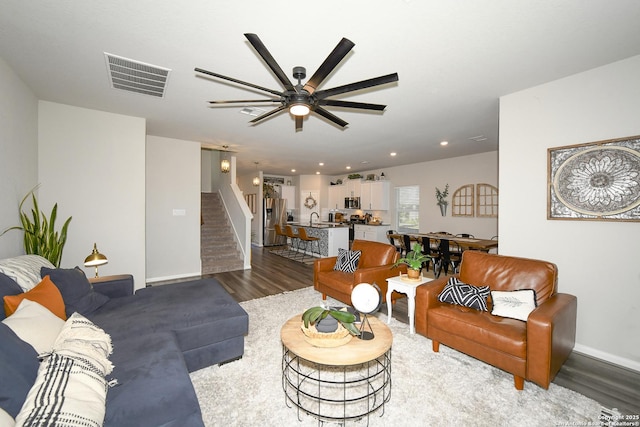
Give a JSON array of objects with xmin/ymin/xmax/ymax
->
[
  {"xmin": 146, "ymin": 272, "xmax": 202, "ymax": 285},
  {"xmin": 574, "ymin": 343, "xmax": 640, "ymax": 373}
]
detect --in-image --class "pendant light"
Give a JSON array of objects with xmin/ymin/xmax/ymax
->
[
  {"xmin": 220, "ymin": 145, "xmax": 230, "ymax": 173},
  {"xmin": 252, "ymin": 162, "xmax": 260, "ymax": 186}
]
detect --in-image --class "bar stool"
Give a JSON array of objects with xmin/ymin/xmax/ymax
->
[
  {"xmin": 297, "ymin": 227, "xmax": 321, "ymax": 261},
  {"xmin": 274, "ymin": 224, "xmax": 288, "ymax": 254},
  {"xmin": 284, "ymin": 225, "xmax": 302, "ymax": 260}
]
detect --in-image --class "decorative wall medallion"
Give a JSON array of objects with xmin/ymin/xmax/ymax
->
[{"xmin": 548, "ymin": 135, "xmax": 640, "ymax": 221}]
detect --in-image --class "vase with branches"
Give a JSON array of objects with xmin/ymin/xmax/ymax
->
[
  {"xmin": 0, "ymin": 186, "xmax": 72, "ymax": 267},
  {"xmin": 435, "ymin": 184, "xmax": 449, "ymax": 216}
]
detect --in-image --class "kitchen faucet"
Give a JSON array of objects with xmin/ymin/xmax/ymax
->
[{"xmin": 310, "ymin": 212, "xmax": 319, "ymax": 225}]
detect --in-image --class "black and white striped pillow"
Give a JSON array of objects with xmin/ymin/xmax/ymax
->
[
  {"xmin": 333, "ymin": 248, "xmax": 362, "ymax": 273},
  {"xmin": 438, "ymin": 277, "xmax": 490, "ymax": 311},
  {"xmin": 14, "ymin": 353, "xmax": 108, "ymax": 427}
]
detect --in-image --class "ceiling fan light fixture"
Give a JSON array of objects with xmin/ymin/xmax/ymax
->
[{"xmin": 289, "ymin": 103, "xmax": 310, "ymax": 116}]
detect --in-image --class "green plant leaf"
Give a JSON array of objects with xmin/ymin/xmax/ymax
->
[
  {"xmin": 328, "ymin": 310, "xmax": 356, "ymax": 324},
  {"xmin": 342, "ymin": 321, "xmax": 361, "ymax": 336},
  {"xmin": 302, "ymin": 306, "xmax": 326, "ymax": 328},
  {"xmin": 3, "ymin": 186, "xmax": 71, "ymax": 267}
]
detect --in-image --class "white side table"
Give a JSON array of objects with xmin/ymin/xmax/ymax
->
[{"xmin": 386, "ymin": 275, "xmax": 432, "ymax": 334}]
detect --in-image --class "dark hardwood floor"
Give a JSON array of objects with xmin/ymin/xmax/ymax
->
[{"xmin": 167, "ymin": 245, "xmax": 640, "ymax": 417}]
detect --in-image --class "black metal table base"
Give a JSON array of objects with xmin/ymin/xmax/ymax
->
[{"xmin": 282, "ymin": 345, "xmax": 392, "ymax": 426}]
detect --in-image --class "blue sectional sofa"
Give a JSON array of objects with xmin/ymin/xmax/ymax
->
[{"xmin": 0, "ymin": 256, "xmax": 249, "ymax": 427}]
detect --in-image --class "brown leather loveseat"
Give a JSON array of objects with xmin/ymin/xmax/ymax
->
[
  {"xmin": 415, "ymin": 251, "xmax": 577, "ymax": 390},
  {"xmin": 314, "ymin": 240, "xmax": 405, "ymax": 306}
]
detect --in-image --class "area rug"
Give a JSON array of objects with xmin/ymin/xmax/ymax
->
[{"xmin": 190, "ymin": 287, "xmax": 601, "ymax": 426}]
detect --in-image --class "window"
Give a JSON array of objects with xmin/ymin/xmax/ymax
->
[{"xmin": 396, "ymin": 186, "xmax": 419, "ymax": 233}]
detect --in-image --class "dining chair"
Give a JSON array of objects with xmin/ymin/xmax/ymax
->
[
  {"xmin": 387, "ymin": 230, "xmax": 402, "ymax": 252},
  {"xmin": 420, "ymin": 237, "xmax": 441, "ymax": 275},
  {"xmin": 449, "ymin": 241, "xmax": 463, "ymax": 274},
  {"xmin": 456, "ymin": 233, "xmax": 475, "ymax": 238},
  {"xmin": 402, "ymin": 234, "xmax": 412, "ymax": 257}
]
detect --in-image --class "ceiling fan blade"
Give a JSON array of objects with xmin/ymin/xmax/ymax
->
[
  {"xmin": 313, "ymin": 106, "xmax": 348, "ymax": 128},
  {"xmin": 244, "ymin": 33, "xmax": 296, "ymax": 93},
  {"xmin": 303, "ymin": 38, "xmax": 355, "ymax": 95},
  {"xmin": 208, "ymin": 99, "xmax": 280, "ymax": 104},
  {"xmin": 295, "ymin": 115, "xmax": 303, "ymax": 132},
  {"xmin": 249, "ymin": 105, "xmax": 287, "ymax": 124},
  {"xmin": 315, "ymin": 73, "xmax": 399, "ymax": 99},
  {"xmin": 195, "ymin": 67, "xmax": 282, "ymax": 96},
  {"xmin": 318, "ymin": 99, "xmax": 386, "ymax": 111}
]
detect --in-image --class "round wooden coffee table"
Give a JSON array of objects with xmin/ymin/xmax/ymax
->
[{"xmin": 281, "ymin": 314, "xmax": 393, "ymax": 424}]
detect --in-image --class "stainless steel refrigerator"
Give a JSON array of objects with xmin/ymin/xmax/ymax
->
[{"xmin": 263, "ymin": 198, "xmax": 287, "ymax": 246}]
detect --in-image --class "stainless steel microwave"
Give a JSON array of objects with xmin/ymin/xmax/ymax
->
[{"xmin": 344, "ymin": 197, "xmax": 360, "ymax": 209}]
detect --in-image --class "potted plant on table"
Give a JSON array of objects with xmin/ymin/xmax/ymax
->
[
  {"xmin": 392, "ymin": 242, "xmax": 430, "ymax": 280},
  {"xmin": 302, "ymin": 306, "xmax": 360, "ymax": 336}
]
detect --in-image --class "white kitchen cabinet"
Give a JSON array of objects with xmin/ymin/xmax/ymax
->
[
  {"xmin": 344, "ymin": 179, "xmax": 361, "ymax": 198},
  {"xmin": 280, "ymin": 185, "xmax": 296, "ymax": 211},
  {"xmin": 353, "ymin": 224, "xmax": 391, "ymax": 243},
  {"xmin": 328, "ymin": 185, "xmax": 345, "ymax": 210},
  {"xmin": 360, "ymin": 181, "xmax": 390, "ymax": 210}
]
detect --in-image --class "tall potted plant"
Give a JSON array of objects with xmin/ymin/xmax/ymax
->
[
  {"xmin": 0, "ymin": 187, "xmax": 72, "ymax": 267},
  {"xmin": 436, "ymin": 184, "xmax": 449, "ymax": 216}
]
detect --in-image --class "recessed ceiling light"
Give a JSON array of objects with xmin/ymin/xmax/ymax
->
[
  {"xmin": 346, "ymin": 166, "xmax": 352, "ymax": 170},
  {"xmin": 291, "ymin": 169, "xmax": 296, "ymax": 173},
  {"xmin": 390, "ymin": 152, "xmax": 397, "ymax": 157},
  {"xmin": 319, "ymin": 162, "xmax": 324, "ymax": 166},
  {"xmin": 440, "ymin": 141, "xmax": 449, "ymax": 146},
  {"xmin": 316, "ymin": 171, "xmax": 320, "ymax": 175}
]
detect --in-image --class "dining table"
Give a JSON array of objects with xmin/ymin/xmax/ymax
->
[{"xmin": 388, "ymin": 232, "xmax": 498, "ymax": 276}]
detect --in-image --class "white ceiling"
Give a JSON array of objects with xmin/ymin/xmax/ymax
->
[{"xmin": 1, "ymin": 1, "xmax": 640, "ymax": 176}]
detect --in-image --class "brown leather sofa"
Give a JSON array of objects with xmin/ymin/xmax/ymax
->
[
  {"xmin": 415, "ymin": 251, "xmax": 577, "ymax": 390},
  {"xmin": 314, "ymin": 240, "xmax": 405, "ymax": 306}
]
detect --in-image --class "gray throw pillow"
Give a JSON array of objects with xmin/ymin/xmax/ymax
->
[
  {"xmin": 0, "ymin": 272, "xmax": 23, "ymax": 320},
  {"xmin": 41, "ymin": 267, "xmax": 109, "ymax": 317},
  {"xmin": 0, "ymin": 323, "xmax": 39, "ymax": 418}
]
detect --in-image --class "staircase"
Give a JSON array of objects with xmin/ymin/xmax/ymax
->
[{"xmin": 201, "ymin": 192, "xmax": 244, "ymax": 274}]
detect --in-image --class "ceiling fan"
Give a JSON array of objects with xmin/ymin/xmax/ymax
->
[{"xmin": 195, "ymin": 33, "xmax": 399, "ymax": 132}]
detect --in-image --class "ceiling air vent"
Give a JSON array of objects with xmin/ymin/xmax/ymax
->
[{"xmin": 104, "ymin": 53, "xmax": 170, "ymax": 98}]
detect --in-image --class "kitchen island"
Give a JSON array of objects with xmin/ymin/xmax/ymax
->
[{"xmin": 287, "ymin": 223, "xmax": 349, "ymax": 257}]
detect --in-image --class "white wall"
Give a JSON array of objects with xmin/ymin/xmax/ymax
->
[
  {"xmin": 146, "ymin": 136, "xmax": 201, "ymax": 282},
  {"xmin": 0, "ymin": 57, "xmax": 39, "ymax": 258},
  {"xmin": 37, "ymin": 102, "xmax": 147, "ymax": 288},
  {"xmin": 500, "ymin": 55, "xmax": 640, "ymax": 370}
]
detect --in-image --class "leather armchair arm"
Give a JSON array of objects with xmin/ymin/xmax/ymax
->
[
  {"xmin": 314, "ymin": 256, "xmax": 338, "ymax": 273},
  {"xmin": 526, "ymin": 293, "xmax": 577, "ymax": 389},
  {"xmin": 414, "ymin": 276, "xmax": 450, "ymax": 336},
  {"xmin": 313, "ymin": 256, "xmax": 337, "ymax": 290}
]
